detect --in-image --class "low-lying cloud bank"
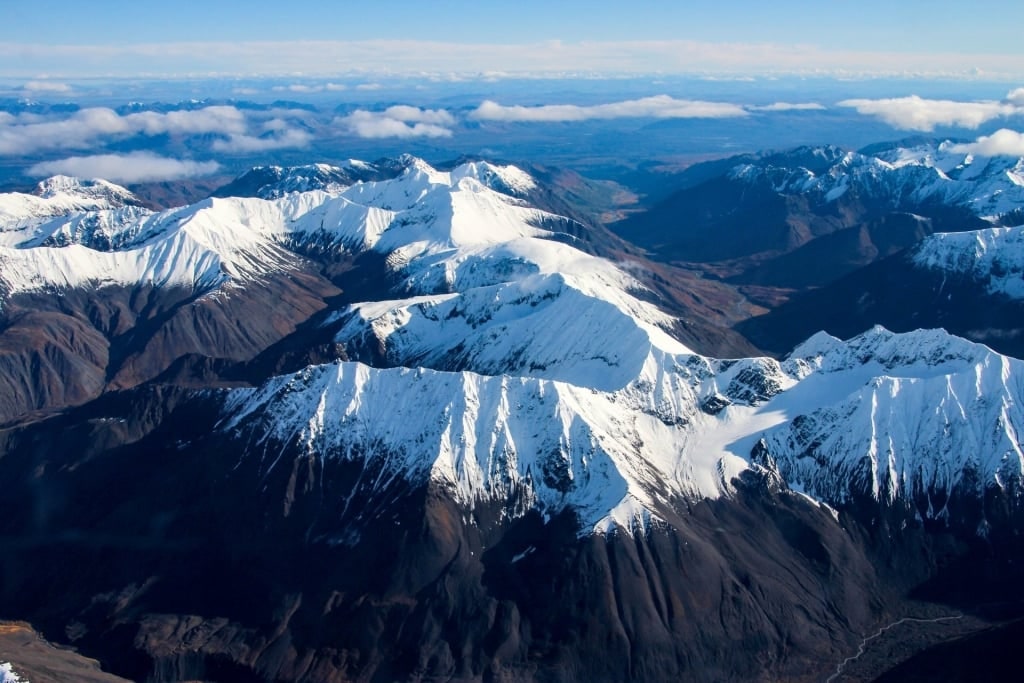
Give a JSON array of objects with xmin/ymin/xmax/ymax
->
[
  {"xmin": 0, "ymin": 105, "xmax": 312, "ymax": 157},
  {"xmin": 839, "ymin": 90, "xmax": 1024, "ymax": 131},
  {"xmin": 470, "ymin": 96, "xmax": 749, "ymax": 122},
  {"xmin": 22, "ymin": 80, "xmax": 72, "ymax": 93},
  {"xmin": 1007, "ymin": 88, "xmax": 1024, "ymax": 106},
  {"xmin": 272, "ymin": 83, "xmax": 348, "ymax": 93},
  {"xmin": 28, "ymin": 152, "xmax": 221, "ymax": 183},
  {"xmin": 0, "ymin": 106, "xmax": 247, "ymax": 156},
  {"xmin": 949, "ymin": 129, "xmax": 1024, "ymax": 157},
  {"xmin": 336, "ymin": 106, "xmax": 455, "ymax": 138},
  {"xmin": 212, "ymin": 119, "xmax": 313, "ymax": 153}
]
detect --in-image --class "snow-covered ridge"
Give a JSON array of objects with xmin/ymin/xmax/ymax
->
[
  {"xmin": 0, "ymin": 158, "xmax": 689, "ymax": 395},
  {"xmin": 218, "ymin": 325, "xmax": 1024, "ymax": 534},
  {"xmin": 729, "ymin": 142, "xmax": 1024, "ymax": 217},
  {"xmin": 911, "ymin": 224, "xmax": 1024, "ymax": 299},
  {"xmin": 218, "ymin": 157, "xmax": 537, "ymax": 202},
  {"xmin": 216, "ymin": 161, "xmax": 383, "ymax": 199},
  {"xmin": 222, "ymin": 362, "xmax": 690, "ymax": 534},
  {"xmin": 0, "ymin": 175, "xmax": 139, "ymax": 230},
  {"xmin": 757, "ymin": 328, "xmax": 1024, "ymax": 513},
  {"xmin": 0, "ymin": 159, "xmax": 557, "ymax": 297},
  {"xmin": 34, "ymin": 174, "xmax": 138, "ymax": 205}
]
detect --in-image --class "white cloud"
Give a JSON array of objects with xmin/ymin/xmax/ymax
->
[
  {"xmin": 28, "ymin": 152, "xmax": 220, "ymax": 183},
  {"xmin": 838, "ymin": 95, "xmax": 1019, "ymax": 131},
  {"xmin": 378, "ymin": 105, "xmax": 455, "ymax": 126},
  {"xmin": 469, "ymin": 96, "xmax": 748, "ymax": 122},
  {"xmin": 1006, "ymin": 88, "xmax": 1024, "ymax": 106},
  {"xmin": 0, "ymin": 105, "xmax": 249, "ymax": 156},
  {"xmin": 355, "ymin": 83, "xmax": 383, "ymax": 91},
  {"xmin": 949, "ymin": 129, "xmax": 1024, "ymax": 156},
  {"xmin": 336, "ymin": 107, "xmax": 454, "ymax": 138},
  {"xmin": 271, "ymin": 82, "xmax": 347, "ymax": 93},
  {"xmin": 272, "ymin": 84, "xmax": 313, "ymax": 93},
  {"xmin": 22, "ymin": 80, "xmax": 71, "ymax": 93},
  {"xmin": 211, "ymin": 128, "xmax": 312, "ymax": 152},
  {"xmin": 261, "ymin": 118, "xmax": 292, "ymax": 132},
  {"xmin": 125, "ymin": 106, "xmax": 248, "ymax": 136},
  {"xmin": 747, "ymin": 102, "xmax": 827, "ymax": 112}
]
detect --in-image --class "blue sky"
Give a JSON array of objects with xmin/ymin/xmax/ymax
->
[
  {"xmin": 3, "ymin": 1, "xmax": 1023, "ymax": 79},
  {"xmin": 0, "ymin": 1, "xmax": 996, "ymax": 48}
]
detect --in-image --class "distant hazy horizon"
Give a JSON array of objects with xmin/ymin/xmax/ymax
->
[
  {"xmin": 3, "ymin": 0, "xmax": 1023, "ymax": 80},
  {"xmin": 2, "ymin": 2, "xmax": 1022, "ymax": 187}
]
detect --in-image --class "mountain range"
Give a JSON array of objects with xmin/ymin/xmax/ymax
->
[{"xmin": 1, "ymin": 143, "xmax": 1023, "ymax": 682}]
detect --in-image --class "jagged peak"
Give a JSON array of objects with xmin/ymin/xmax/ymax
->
[
  {"xmin": 723, "ymin": 139, "xmax": 1024, "ymax": 215},
  {"xmin": 911, "ymin": 223, "xmax": 1024, "ymax": 298},
  {"xmin": 451, "ymin": 160, "xmax": 537, "ymax": 196},
  {"xmin": 785, "ymin": 330, "xmax": 845, "ymax": 361},
  {"xmin": 380, "ymin": 156, "xmax": 537, "ymax": 197},
  {"xmin": 757, "ymin": 328, "xmax": 1024, "ymax": 507},
  {"xmin": 788, "ymin": 325, "xmax": 993, "ymax": 375},
  {"xmin": 214, "ymin": 161, "xmax": 387, "ymax": 200},
  {"xmin": 33, "ymin": 175, "xmax": 137, "ymax": 205}
]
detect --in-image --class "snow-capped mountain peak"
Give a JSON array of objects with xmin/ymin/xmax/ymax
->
[
  {"xmin": 0, "ymin": 159, "xmax": 684, "ymax": 391},
  {"xmin": 757, "ymin": 328, "xmax": 1024, "ymax": 511},
  {"xmin": 213, "ymin": 161, "xmax": 385, "ymax": 200},
  {"xmin": 729, "ymin": 141, "xmax": 1024, "ymax": 217},
  {"xmin": 33, "ymin": 175, "xmax": 137, "ymax": 204},
  {"xmin": 911, "ymin": 223, "xmax": 1024, "ymax": 299},
  {"xmin": 0, "ymin": 175, "xmax": 140, "ymax": 233}
]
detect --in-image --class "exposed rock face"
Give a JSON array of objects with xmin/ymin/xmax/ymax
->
[
  {"xmin": 0, "ymin": 387, "xmax": 925, "ymax": 682},
  {"xmin": 736, "ymin": 226, "xmax": 1024, "ymax": 358},
  {"xmin": 3, "ymin": 326, "xmax": 1024, "ymax": 681},
  {"xmin": 0, "ymin": 272, "xmax": 340, "ymax": 424},
  {"xmin": 0, "ymin": 621, "xmax": 132, "ymax": 683}
]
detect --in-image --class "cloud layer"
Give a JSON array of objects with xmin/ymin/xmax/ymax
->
[
  {"xmin": 0, "ymin": 106, "xmax": 248, "ymax": 156},
  {"xmin": 838, "ymin": 95, "xmax": 1021, "ymax": 131},
  {"xmin": 3, "ymin": 39, "xmax": 1024, "ymax": 79},
  {"xmin": 22, "ymin": 80, "xmax": 72, "ymax": 93},
  {"xmin": 470, "ymin": 96, "xmax": 748, "ymax": 122},
  {"xmin": 0, "ymin": 105, "xmax": 315, "ymax": 157},
  {"xmin": 336, "ymin": 106, "xmax": 455, "ymax": 138},
  {"xmin": 949, "ymin": 129, "xmax": 1024, "ymax": 156},
  {"xmin": 271, "ymin": 83, "xmax": 347, "ymax": 93},
  {"xmin": 28, "ymin": 152, "xmax": 220, "ymax": 183},
  {"xmin": 212, "ymin": 117, "xmax": 313, "ymax": 152}
]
